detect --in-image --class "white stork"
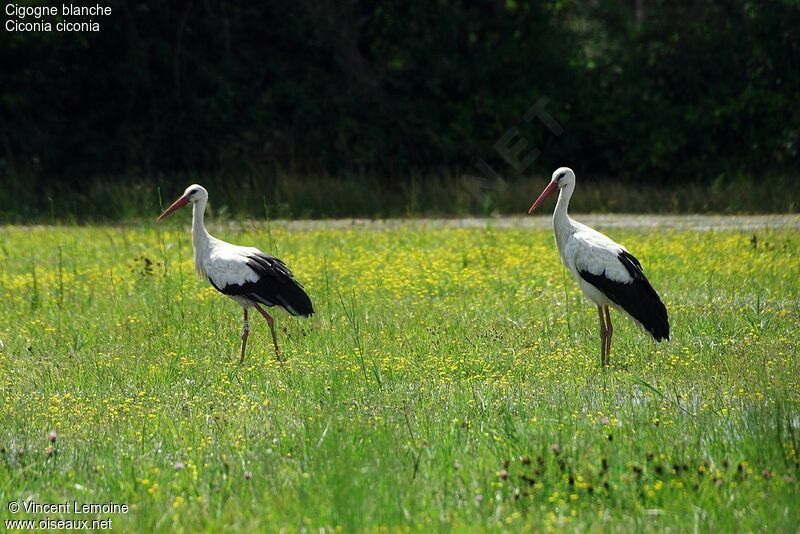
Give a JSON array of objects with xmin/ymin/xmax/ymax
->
[
  {"xmin": 157, "ymin": 184, "xmax": 313, "ymax": 363},
  {"xmin": 528, "ymin": 168, "xmax": 669, "ymax": 366}
]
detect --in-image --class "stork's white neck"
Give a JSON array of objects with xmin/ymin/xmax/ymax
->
[
  {"xmin": 553, "ymin": 182, "xmax": 576, "ymax": 255},
  {"xmin": 191, "ymin": 198, "xmax": 212, "ymax": 278}
]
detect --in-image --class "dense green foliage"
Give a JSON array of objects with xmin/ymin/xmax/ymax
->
[
  {"xmin": 2, "ymin": 0, "xmax": 798, "ymax": 218},
  {"xmin": 1, "ymin": 218, "xmax": 799, "ymax": 530}
]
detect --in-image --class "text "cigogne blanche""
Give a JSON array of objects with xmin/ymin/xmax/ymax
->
[{"xmin": 5, "ymin": 4, "xmax": 112, "ymax": 32}]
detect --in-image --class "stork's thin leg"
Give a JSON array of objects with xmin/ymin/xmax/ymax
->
[
  {"xmin": 604, "ymin": 306, "xmax": 613, "ymax": 366},
  {"xmin": 239, "ymin": 308, "xmax": 250, "ymax": 364},
  {"xmin": 253, "ymin": 303, "xmax": 282, "ymax": 362},
  {"xmin": 597, "ymin": 306, "xmax": 608, "ymax": 367}
]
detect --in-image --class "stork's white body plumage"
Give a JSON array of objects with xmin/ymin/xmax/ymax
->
[
  {"xmin": 199, "ymin": 239, "xmax": 266, "ymax": 309},
  {"xmin": 530, "ymin": 168, "xmax": 669, "ymax": 366},
  {"xmin": 159, "ymin": 184, "xmax": 313, "ymax": 362},
  {"xmin": 557, "ymin": 220, "xmax": 632, "ymax": 314},
  {"xmin": 191, "ymin": 218, "xmax": 266, "ymax": 308}
]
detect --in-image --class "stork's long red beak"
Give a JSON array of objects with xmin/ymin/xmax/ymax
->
[
  {"xmin": 528, "ymin": 181, "xmax": 558, "ymax": 214},
  {"xmin": 157, "ymin": 195, "xmax": 189, "ymax": 221}
]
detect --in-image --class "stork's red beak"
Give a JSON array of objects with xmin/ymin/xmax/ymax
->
[
  {"xmin": 528, "ymin": 181, "xmax": 558, "ymax": 214},
  {"xmin": 157, "ymin": 195, "xmax": 189, "ymax": 221}
]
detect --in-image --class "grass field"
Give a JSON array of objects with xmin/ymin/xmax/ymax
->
[
  {"xmin": 4, "ymin": 174, "xmax": 799, "ymax": 223},
  {"xmin": 1, "ymin": 216, "xmax": 799, "ymax": 531}
]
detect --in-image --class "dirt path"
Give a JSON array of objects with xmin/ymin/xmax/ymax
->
[
  {"xmin": 255, "ymin": 214, "xmax": 800, "ymax": 232},
  {"xmin": 4, "ymin": 214, "xmax": 798, "ymax": 232}
]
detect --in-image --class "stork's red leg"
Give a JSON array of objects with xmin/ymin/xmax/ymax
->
[
  {"xmin": 239, "ymin": 308, "xmax": 250, "ymax": 364},
  {"xmin": 253, "ymin": 303, "xmax": 282, "ymax": 362},
  {"xmin": 597, "ymin": 306, "xmax": 608, "ymax": 367},
  {"xmin": 604, "ymin": 306, "xmax": 613, "ymax": 366}
]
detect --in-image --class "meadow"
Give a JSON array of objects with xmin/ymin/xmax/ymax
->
[{"xmin": 1, "ymin": 216, "xmax": 798, "ymax": 531}]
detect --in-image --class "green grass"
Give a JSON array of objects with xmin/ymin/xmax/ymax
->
[
  {"xmin": 3, "ymin": 172, "xmax": 799, "ymax": 223},
  {"xmin": 0, "ymin": 217, "xmax": 798, "ymax": 531}
]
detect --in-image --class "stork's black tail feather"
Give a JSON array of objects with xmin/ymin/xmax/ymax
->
[
  {"xmin": 617, "ymin": 251, "xmax": 668, "ymax": 341},
  {"xmin": 632, "ymin": 291, "xmax": 669, "ymax": 342},
  {"xmin": 579, "ymin": 251, "xmax": 669, "ymax": 341},
  {"xmin": 274, "ymin": 277, "xmax": 314, "ymax": 317},
  {"xmin": 246, "ymin": 254, "xmax": 314, "ymax": 317}
]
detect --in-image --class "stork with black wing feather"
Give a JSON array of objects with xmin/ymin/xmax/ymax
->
[
  {"xmin": 528, "ymin": 168, "xmax": 669, "ymax": 367},
  {"xmin": 157, "ymin": 185, "xmax": 313, "ymax": 363}
]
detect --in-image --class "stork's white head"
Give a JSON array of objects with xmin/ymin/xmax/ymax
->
[
  {"xmin": 528, "ymin": 167, "xmax": 575, "ymax": 214},
  {"xmin": 182, "ymin": 184, "xmax": 208, "ymax": 203},
  {"xmin": 551, "ymin": 167, "xmax": 575, "ymax": 189},
  {"xmin": 157, "ymin": 184, "xmax": 208, "ymax": 221}
]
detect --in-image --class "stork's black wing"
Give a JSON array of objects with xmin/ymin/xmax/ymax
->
[
  {"xmin": 579, "ymin": 251, "xmax": 669, "ymax": 341},
  {"xmin": 210, "ymin": 253, "xmax": 314, "ymax": 317}
]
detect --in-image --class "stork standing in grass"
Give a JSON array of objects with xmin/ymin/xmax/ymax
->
[
  {"xmin": 157, "ymin": 185, "xmax": 313, "ymax": 363},
  {"xmin": 528, "ymin": 168, "xmax": 668, "ymax": 366}
]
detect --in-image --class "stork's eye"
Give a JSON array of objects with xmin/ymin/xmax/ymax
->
[{"xmin": 557, "ymin": 172, "xmax": 566, "ymax": 180}]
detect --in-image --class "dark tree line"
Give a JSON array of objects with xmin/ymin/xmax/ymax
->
[{"xmin": 2, "ymin": 0, "xmax": 798, "ymax": 199}]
